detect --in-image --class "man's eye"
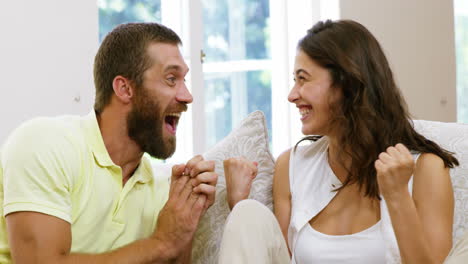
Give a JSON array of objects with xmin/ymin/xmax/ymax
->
[{"xmin": 167, "ymin": 77, "xmax": 176, "ymax": 84}]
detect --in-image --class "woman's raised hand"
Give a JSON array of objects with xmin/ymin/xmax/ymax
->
[
  {"xmin": 375, "ymin": 143, "xmax": 415, "ymax": 201},
  {"xmin": 223, "ymin": 157, "xmax": 258, "ymax": 210}
]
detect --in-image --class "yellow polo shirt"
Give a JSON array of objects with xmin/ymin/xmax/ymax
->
[{"xmin": 0, "ymin": 111, "xmax": 170, "ymax": 263}]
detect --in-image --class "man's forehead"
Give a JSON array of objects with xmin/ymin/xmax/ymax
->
[{"xmin": 147, "ymin": 42, "xmax": 188, "ymax": 72}]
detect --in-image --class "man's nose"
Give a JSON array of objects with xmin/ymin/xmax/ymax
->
[{"xmin": 176, "ymin": 83, "xmax": 193, "ymax": 104}]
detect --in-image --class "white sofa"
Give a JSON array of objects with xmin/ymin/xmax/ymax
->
[{"xmin": 413, "ymin": 120, "xmax": 468, "ymax": 242}]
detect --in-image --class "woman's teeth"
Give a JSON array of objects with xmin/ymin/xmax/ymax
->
[{"xmin": 300, "ymin": 108, "xmax": 310, "ymax": 117}]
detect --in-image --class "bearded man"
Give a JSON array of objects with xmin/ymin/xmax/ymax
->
[{"xmin": 0, "ymin": 23, "xmax": 217, "ymax": 264}]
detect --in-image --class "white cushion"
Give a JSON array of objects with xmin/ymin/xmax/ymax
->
[
  {"xmin": 191, "ymin": 111, "xmax": 275, "ymax": 264},
  {"xmin": 413, "ymin": 120, "xmax": 468, "ymax": 243}
]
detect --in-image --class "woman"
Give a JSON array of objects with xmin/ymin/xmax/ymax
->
[{"xmin": 220, "ymin": 19, "xmax": 460, "ymax": 264}]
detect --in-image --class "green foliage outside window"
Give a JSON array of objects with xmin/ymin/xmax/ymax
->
[
  {"xmin": 202, "ymin": 0, "xmax": 270, "ymax": 62},
  {"xmin": 98, "ymin": 0, "xmax": 161, "ymax": 41}
]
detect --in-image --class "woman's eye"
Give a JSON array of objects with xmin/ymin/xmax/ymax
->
[{"xmin": 294, "ymin": 76, "xmax": 305, "ymax": 82}]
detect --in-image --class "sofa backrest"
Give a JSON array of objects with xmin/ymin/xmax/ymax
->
[{"xmin": 413, "ymin": 120, "xmax": 468, "ymax": 243}]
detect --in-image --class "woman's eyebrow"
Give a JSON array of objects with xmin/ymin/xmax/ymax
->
[{"xmin": 294, "ymin": 69, "xmax": 309, "ymax": 76}]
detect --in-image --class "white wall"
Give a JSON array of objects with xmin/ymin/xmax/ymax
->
[
  {"xmin": 0, "ymin": 0, "xmax": 458, "ymax": 146},
  {"xmin": 340, "ymin": 0, "xmax": 457, "ymax": 122},
  {"xmin": 0, "ymin": 1, "xmax": 98, "ymax": 144}
]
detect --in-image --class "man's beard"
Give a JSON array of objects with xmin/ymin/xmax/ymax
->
[{"xmin": 127, "ymin": 88, "xmax": 176, "ymax": 159}]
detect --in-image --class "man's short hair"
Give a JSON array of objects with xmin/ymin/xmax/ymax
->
[{"xmin": 93, "ymin": 23, "xmax": 182, "ymax": 113}]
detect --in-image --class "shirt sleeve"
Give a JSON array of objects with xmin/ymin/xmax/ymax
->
[{"xmin": 2, "ymin": 118, "xmax": 79, "ymax": 223}]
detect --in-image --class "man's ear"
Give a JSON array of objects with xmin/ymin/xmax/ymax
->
[{"xmin": 112, "ymin": 76, "xmax": 134, "ymax": 104}]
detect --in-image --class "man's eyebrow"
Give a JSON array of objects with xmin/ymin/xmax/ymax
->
[{"xmin": 163, "ymin": 65, "xmax": 181, "ymax": 73}]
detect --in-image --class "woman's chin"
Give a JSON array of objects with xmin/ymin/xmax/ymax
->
[
  {"xmin": 302, "ymin": 126, "xmax": 323, "ymax": 136},
  {"xmin": 302, "ymin": 127, "xmax": 314, "ymax": 135}
]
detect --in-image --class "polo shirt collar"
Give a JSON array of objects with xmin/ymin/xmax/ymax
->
[
  {"xmin": 83, "ymin": 110, "xmax": 115, "ymax": 167},
  {"xmin": 82, "ymin": 111, "xmax": 154, "ymax": 184},
  {"xmin": 134, "ymin": 156, "xmax": 154, "ymax": 184}
]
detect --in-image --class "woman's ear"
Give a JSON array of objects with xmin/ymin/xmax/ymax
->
[{"xmin": 112, "ymin": 76, "xmax": 134, "ymax": 104}]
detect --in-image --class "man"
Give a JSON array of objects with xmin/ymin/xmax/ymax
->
[{"xmin": 0, "ymin": 23, "xmax": 217, "ymax": 263}]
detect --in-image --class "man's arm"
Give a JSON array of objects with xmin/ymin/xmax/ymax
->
[
  {"xmin": 6, "ymin": 212, "xmax": 173, "ymax": 264},
  {"xmin": 6, "ymin": 164, "xmax": 214, "ymax": 264}
]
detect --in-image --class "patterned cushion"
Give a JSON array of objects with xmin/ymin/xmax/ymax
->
[
  {"xmin": 191, "ymin": 111, "xmax": 275, "ymax": 263},
  {"xmin": 413, "ymin": 120, "xmax": 468, "ymax": 243}
]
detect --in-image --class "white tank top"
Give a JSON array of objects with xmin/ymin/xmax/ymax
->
[
  {"xmin": 288, "ymin": 137, "xmax": 420, "ymax": 264},
  {"xmin": 295, "ymin": 220, "xmax": 385, "ymax": 263}
]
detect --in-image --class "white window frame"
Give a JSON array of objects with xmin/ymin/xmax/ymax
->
[
  {"xmin": 454, "ymin": 0, "xmax": 468, "ymax": 123},
  {"xmin": 162, "ymin": 0, "xmax": 339, "ymax": 163}
]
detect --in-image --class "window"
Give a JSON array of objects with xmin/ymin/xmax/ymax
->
[
  {"xmin": 455, "ymin": 0, "xmax": 468, "ymax": 123},
  {"xmin": 202, "ymin": 0, "xmax": 272, "ymax": 149},
  {"xmin": 98, "ymin": 0, "xmax": 162, "ymax": 40},
  {"xmin": 98, "ymin": 0, "xmax": 339, "ymax": 162}
]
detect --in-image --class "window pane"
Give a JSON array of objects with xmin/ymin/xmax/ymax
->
[
  {"xmin": 98, "ymin": 0, "xmax": 161, "ymax": 41},
  {"xmin": 202, "ymin": 0, "xmax": 270, "ymax": 62},
  {"xmin": 203, "ymin": 0, "xmax": 272, "ymax": 150},
  {"xmin": 455, "ymin": 0, "xmax": 468, "ymax": 123},
  {"xmin": 204, "ymin": 72, "xmax": 232, "ymax": 148},
  {"xmin": 204, "ymin": 70, "xmax": 272, "ymax": 149}
]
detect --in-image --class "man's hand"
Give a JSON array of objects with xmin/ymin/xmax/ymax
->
[
  {"xmin": 151, "ymin": 164, "xmax": 207, "ymax": 260},
  {"xmin": 151, "ymin": 156, "xmax": 218, "ymax": 260},
  {"xmin": 185, "ymin": 155, "xmax": 218, "ymax": 213},
  {"xmin": 223, "ymin": 157, "xmax": 258, "ymax": 210}
]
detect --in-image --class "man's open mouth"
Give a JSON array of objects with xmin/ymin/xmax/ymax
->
[{"xmin": 164, "ymin": 112, "xmax": 181, "ymax": 134}]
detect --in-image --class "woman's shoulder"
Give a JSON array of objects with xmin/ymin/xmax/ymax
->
[
  {"xmin": 292, "ymin": 136, "xmax": 328, "ymax": 159},
  {"xmin": 412, "ymin": 153, "xmax": 450, "ymax": 196},
  {"xmin": 275, "ymin": 148, "xmax": 292, "ymax": 169},
  {"xmin": 416, "ymin": 152, "xmax": 445, "ymax": 165},
  {"xmin": 274, "ymin": 137, "xmax": 328, "ymax": 173},
  {"xmin": 413, "ymin": 153, "xmax": 446, "ymax": 180}
]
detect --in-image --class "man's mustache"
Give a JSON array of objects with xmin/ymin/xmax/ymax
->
[{"xmin": 168, "ymin": 103, "xmax": 188, "ymax": 113}]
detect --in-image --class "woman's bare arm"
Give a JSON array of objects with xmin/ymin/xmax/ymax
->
[{"xmin": 273, "ymin": 149, "xmax": 292, "ymax": 255}]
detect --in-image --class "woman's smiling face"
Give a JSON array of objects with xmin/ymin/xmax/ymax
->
[{"xmin": 288, "ymin": 49, "xmax": 342, "ymax": 136}]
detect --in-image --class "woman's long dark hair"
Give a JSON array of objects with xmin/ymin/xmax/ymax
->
[{"xmin": 296, "ymin": 19, "xmax": 459, "ymax": 199}]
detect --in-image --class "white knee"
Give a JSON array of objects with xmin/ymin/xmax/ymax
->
[
  {"xmin": 229, "ymin": 199, "xmax": 271, "ymax": 220},
  {"xmin": 219, "ymin": 199, "xmax": 290, "ymax": 264},
  {"xmin": 223, "ymin": 199, "xmax": 275, "ymax": 236}
]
